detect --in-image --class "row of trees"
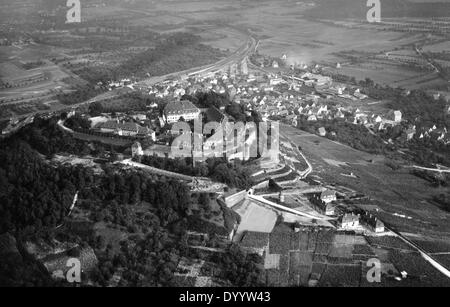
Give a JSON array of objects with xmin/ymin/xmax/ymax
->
[
  {"xmin": 140, "ymin": 156, "xmax": 254, "ymax": 190},
  {"xmin": 183, "ymin": 91, "xmax": 263, "ymax": 124},
  {"xmin": 296, "ymin": 117, "xmax": 388, "ymax": 154}
]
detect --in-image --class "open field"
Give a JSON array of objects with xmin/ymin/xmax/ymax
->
[
  {"xmin": 130, "ymin": 0, "xmax": 450, "ymax": 90},
  {"xmin": 0, "ymin": 41, "xmax": 85, "ymax": 118},
  {"xmin": 233, "ymin": 200, "xmax": 278, "ymax": 242},
  {"xmin": 0, "ymin": 46, "xmax": 72, "ymax": 94},
  {"xmin": 257, "ymin": 19, "xmax": 417, "ymax": 64},
  {"xmin": 423, "ymin": 41, "xmax": 450, "ymax": 53},
  {"xmin": 327, "ymin": 64, "xmax": 444, "ymax": 89}
]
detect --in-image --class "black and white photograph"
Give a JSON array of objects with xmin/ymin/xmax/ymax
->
[{"xmin": 0, "ymin": 0, "xmax": 449, "ymax": 292}]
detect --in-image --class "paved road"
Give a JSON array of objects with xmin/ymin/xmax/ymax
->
[
  {"xmin": 136, "ymin": 34, "xmax": 257, "ymax": 87},
  {"xmin": 388, "ymin": 226, "xmax": 450, "ymax": 279},
  {"xmin": 410, "ymin": 165, "xmax": 450, "ymax": 174}
]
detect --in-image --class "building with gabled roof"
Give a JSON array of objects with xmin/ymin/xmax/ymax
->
[
  {"xmin": 318, "ymin": 127, "xmax": 326, "ymax": 137},
  {"xmin": 340, "ymin": 213, "xmax": 360, "ymax": 230},
  {"xmin": 361, "ymin": 213, "xmax": 385, "ymax": 233},
  {"xmin": 320, "ymin": 190, "xmax": 337, "ymax": 203},
  {"xmin": 164, "ymin": 100, "xmax": 201, "ymax": 123},
  {"xmin": 386, "ymin": 110, "xmax": 402, "ymax": 123},
  {"xmin": 97, "ymin": 120, "xmax": 155, "ymax": 139}
]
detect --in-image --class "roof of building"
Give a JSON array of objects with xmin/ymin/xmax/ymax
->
[
  {"xmin": 321, "ymin": 190, "xmax": 336, "ymax": 199},
  {"xmin": 342, "ymin": 213, "xmax": 359, "ymax": 223},
  {"xmin": 98, "ymin": 121, "xmax": 153, "ymax": 135},
  {"xmin": 375, "ymin": 219, "xmax": 385, "ymax": 228},
  {"xmin": 164, "ymin": 100, "xmax": 200, "ymax": 115},
  {"xmin": 361, "ymin": 213, "xmax": 384, "ymax": 228},
  {"xmin": 205, "ymin": 106, "xmax": 227, "ymax": 123}
]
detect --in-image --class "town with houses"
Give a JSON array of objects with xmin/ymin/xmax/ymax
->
[
  {"xmin": 81, "ymin": 57, "xmax": 450, "ymax": 149},
  {"xmin": 1, "ymin": 0, "xmax": 450, "ymax": 288},
  {"xmin": 8, "ymin": 54, "xmax": 441, "ymax": 287}
]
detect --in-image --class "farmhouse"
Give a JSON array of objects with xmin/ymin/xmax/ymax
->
[
  {"xmin": 354, "ymin": 89, "xmax": 368, "ymax": 100},
  {"xmin": 269, "ymin": 77, "xmax": 283, "ymax": 85},
  {"xmin": 314, "ymin": 201, "xmax": 335, "ymax": 216},
  {"xmin": 340, "ymin": 213, "xmax": 360, "ymax": 230},
  {"xmin": 320, "ymin": 190, "xmax": 337, "ymax": 203},
  {"xmin": 361, "ymin": 213, "xmax": 385, "ymax": 233},
  {"xmin": 386, "ymin": 110, "xmax": 402, "ymax": 123},
  {"xmin": 405, "ymin": 126, "xmax": 416, "ymax": 141},
  {"xmin": 308, "ymin": 190, "xmax": 337, "ymax": 216},
  {"xmin": 310, "ymin": 195, "xmax": 335, "ymax": 216},
  {"xmin": 164, "ymin": 100, "xmax": 201, "ymax": 124},
  {"xmin": 318, "ymin": 127, "xmax": 326, "ymax": 137},
  {"xmin": 307, "ymin": 115, "xmax": 317, "ymax": 121}
]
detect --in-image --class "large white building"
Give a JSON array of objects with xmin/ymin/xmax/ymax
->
[{"xmin": 164, "ymin": 100, "xmax": 201, "ymax": 124}]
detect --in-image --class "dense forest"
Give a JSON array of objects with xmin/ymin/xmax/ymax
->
[
  {"xmin": 182, "ymin": 91, "xmax": 262, "ymax": 124},
  {"xmin": 0, "ymin": 115, "xmax": 107, "ymax": 238},
  {"xmin": 0, "ymin": 116, "xmax": 262, "ymax": 286},
  {"xmin": 360, "ymin": 82, "xmax": 450, "ymax": 166},
  {"xmin": 386, "ymin": 90, "xmax": 449, "ymax": 129},
  {"xmin": 56, "ymin": 85, "xmax": 104, "ymax": 106},
  {"xmin": 139, "ymin": 155, "xmax": 255, "ymax": 190},
  {"xmin": 296, "ymin": 117, "xmax": 389, "ymax": 154}
]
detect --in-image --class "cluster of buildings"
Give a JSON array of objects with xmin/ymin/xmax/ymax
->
[
  {"xmin": 105, "ymin": 78, "xmax": 134, "ymax": 90},
  {"xmin": 64, "ymin": 54, "xmax": 449, "ymax": 160},
  {"xmin": 85, "ymin": 111, "xmax": 158, "ymax": 141},
  {"xmin": 307, "ymin": 189, "xmax": 385, "ymax": 233},
  {"xmin": 309, "ymin": 190, "xmax": 337, "ymax": 216},
  {"xmin": 126, "ymin": 66, "xmax": 391, "ymax": 143},
  {"xmin": 340, "ymin": 212, "xmax": 385, "ymax": 233},
  {"xmin": 96, "ymin": 120, "xmax": 156, "ymax": 140},
  {"xmin": 407, "ymin": 124, "xmax": 450, "ymax": 144}
]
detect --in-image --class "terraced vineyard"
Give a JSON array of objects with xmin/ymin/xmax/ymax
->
[{"xmin": 259, "ymin": 224, "xmax": 450, "ymax": 287}]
